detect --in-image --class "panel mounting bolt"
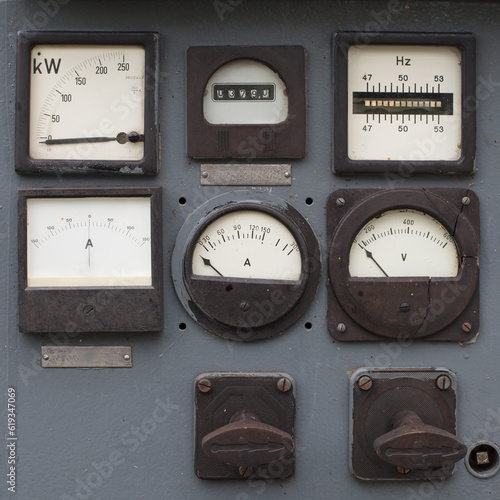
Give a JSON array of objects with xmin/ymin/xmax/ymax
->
[
  {"xmin": 43, "ymin": 354, "xmax": 49, "ymax": 361},
  {"xmin": 462, "ymin": 322, "xmax": 472, "ymax": 333},
  {"xmin": 396, "ymin": 466, "xmax": 410, "ymax": 475},
  {"xmin": 436, "ymin": 374, "xmax": 451, "ymax": 391},
  {"xmin": 477, "ymin": 451, "xmax": 490, "ymax": 465},
  {"xmin": 336, "ymin": 197, "xmax": 345, "ymax": 207},
  {"xmin": 123, "ymin": 354, "xmax": 131, "ymax": 361},
  {"xmin": 462, "ymin": 196, "xmax": 471, "ymax": 206},
  {"xmin": 358, "ymin": 375, "xmax": 373, "ymax": 391},
  {"xmin": 197, "ymin": 378, "xmax": 212, "ymax": 393},
  {"xmin": 277, "ymin": 377, "xmax": 292, "ymax": 393},
  {"xmin": 240, "ymin": 301, "xmax": 250, "ymax": 312},
  {"xmin": 336, "ymin": 323, "xmax": 347, "ymax": 334},
  {"xmin": 239, "ymin": 465, "xmax": 253, "ymax": 478},
  {"xmin": 201, "ymin": 171, "xmax": 208, "ymax": 179},
  {"xmin": 400, "ymin": 302, "xmax": 411, "ymax": 313},
  {"xmin": 83, "ymin": 305, "xmax": 95, "ymax": 317}
]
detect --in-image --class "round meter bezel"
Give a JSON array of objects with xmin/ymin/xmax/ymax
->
[
  {"xmin": 327, "ymin": 188, "xmax": 479, "ymax": 341},
  {"xmin": 172, "ymin": 192, "xmax": 321, "ymax": 342}
]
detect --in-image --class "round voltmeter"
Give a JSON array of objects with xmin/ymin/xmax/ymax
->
[
  {"xmin": 327, "ymin": 189, "xmax": 479, "ymax": 342},
  {"xmin": 172, "ymin": 193, "xmax": 321, "ymax": 341},
  {"xmin": 15, "ymin": 31, "xmax": 159, "ymax": 175}
]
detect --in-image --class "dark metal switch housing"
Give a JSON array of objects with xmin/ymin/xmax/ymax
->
[
  {"xmin": 195, "ymin": 372, "xmax": 295, "ymax": 479},
  {"xmin": 350, "ymin": 367, "xmax": 465, "ymax": 481}
]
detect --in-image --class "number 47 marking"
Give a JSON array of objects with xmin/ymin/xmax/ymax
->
[{"xmin": 363, "ymin": 125, "xmax": 372, "ymax": 132}]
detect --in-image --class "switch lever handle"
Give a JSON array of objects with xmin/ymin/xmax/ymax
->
[
  {"xmin": 201, "ymin": 410, "xmax": 294, "ymax": 467},
  {"xmin": 373, "ymin": 410, "xmax": 467, "ymax": 470}
]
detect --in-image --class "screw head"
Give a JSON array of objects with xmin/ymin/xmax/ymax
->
[
  {"xmin": 123, "ymin": 354, "xmax": 131, "ymax": 361},
  {"xmin": 436, "ymin": 374, "xmax": 451, "ymax": 391},
  {"xmin": 462, "ymin": 322, "xmax": 472, "ymax": 333},
  {"xmin": 43, "ymin": 354, "xmax": 49, "ymax": 361},
  {"xmin": 197, "ymin": 378, "xmax": 212, "ymax": 393},
  {"xmin": 277, "ymin": 377, "xmax": 292, "ymax": 393},
  {"xmin": 462, "ymin": 196, "xmax": 471, "ymax": 206},
  {"xmin": 284, "ymin": 171, "xmax": 291, "ymax": 178},
  {"xmin": 358, "ymin": 375, "xmax": 373, "ymax": 391},
  {"xmin": 83, "ymin": 305, "xmax": 96, "ymax": 317},
  {"xmin": 336, "ymin": 197, "xmax": 346, "ymax": 207},
  {"xmin": 201, "ymin": 171, "xmax": 208, "ymax": 179},
  {"xmin": 400, "ymin": 302, "xmax": 410, "ymax": 313},
  {"xmin": 239, "ymin": 465, "xmax": 253, "ymax": 478},
  {"xmin": 239, "ymin": 301, "xmax": 250, "ymax": 312},
  {"xmin": 396, "ymin": 466, "xmax": 410, "ymax": 475},
  {"xmin": 336, "ymin": 323, "xmax": 347, "ymax": 334}
]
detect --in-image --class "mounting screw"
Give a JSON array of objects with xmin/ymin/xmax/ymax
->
[
  {"xmin": 396, "ymin": 466, "xmax": 410, "ymax": 475},
  {"xmin": 462, "ymin": 196, "xmax": 471, "ymax": 206},
  {"xmin": 197, "ymin": 378, "xmax": 212, "ymax": 393},
  {"xmin": 358, "ymin": 375, "xmax": 373, "ymax": 391},
  {"xmin": 336, "ymin": 197, "xmax": 345, "ymax": 207},
  {"xmin": 239, "ymin": 465, "xmax": 253, "ymax": 478},
  {"xmin": 201, "ymin": 171, "xmax": 208, "ymax": 179},
  {"xmin": 336, "ymin": 322, "xmax": 347, "ymax": 334},
  {"xmin": 277, "ymin": 377, "xmax": 292, "ymax": 393},
  {"xmin": 284, "ymin": 171, "xmax": 291, "ymax": 178},
  {"xmin": 462, "ymin": 322, "xmax": 472, "ymax": 333},
  {"xmin": 43, "ymin": 354, "xmax": 49, "ymax": 361},
  {"xmin": 123, "ymin": 354, "xmax": 131, "ymax": 361},
  {"xmin": 400, "ymin": 302, "xmax": 410, "ymax": 313},
  {"xmin": 83, "ymin": 305, "xmax": 95, "ymax": 317},
  {"xmin": 436, "ymin": 374, "xmax": 451, "ymax": 391},
  {"xmin": 239, "ymin": 301, "xmax": 250, "ymax": 312}
]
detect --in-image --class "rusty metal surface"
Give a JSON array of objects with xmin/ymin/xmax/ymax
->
[
  {"xmin": 350, "ymin": 368, "xmax": 460, "ymax": 480},
  {"xmin": 195, "ymin": 372, "xmax": 295, "ymax": 479},
  {"xmin": 200, "ymin": 164, "xmax": 292, "ymax": 186}
]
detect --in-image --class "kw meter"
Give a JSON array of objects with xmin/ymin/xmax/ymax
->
[
  {"xmin": 327, "ymin": 188, "xmax": 479, "ymax": 342},
  {"xmin": 15, "ymin": 31, "xmax": 159, "ymax": 175},
  {"xmin": 333, "ymin": 32, "xmax": 475, "ymax": 174},
  {"xmin": 171, "ymin": 192, "xmax": 321, "ymax": 341}
]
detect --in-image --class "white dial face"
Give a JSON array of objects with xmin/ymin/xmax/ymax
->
[
  {"xmin": 347, "ymin": 45, "xmax": 462, "ymax": 162},
  {"xmin": 29, "ymin": 44, "xmax": 145, "ymax": 161},
  {"xmin": 349, "ymin": 210, "xmax": 459, "ymax": 277},
  {"xmin": 191, "ymin": 210, "xmax": 302, "ymax": 280},
  {"xmin": 27, "ymin": 197, "xmax": 152, "ymax": 287},
  {"xmin": 203, "ymin": 59, "xmax": 288, "ymax": 125}
]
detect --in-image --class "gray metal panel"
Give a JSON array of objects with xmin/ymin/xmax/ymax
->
[{"xmin": 1, "ymin": 1, "xmax": 499, "ymax": 499}]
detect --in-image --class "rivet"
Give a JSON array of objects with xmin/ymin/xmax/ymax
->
[
  {"xmin": 123, "ymin": 354, "xmax": 131, "ymax": 361},
  {"xmin": 201, "ymin": 171, "xmax": 208, "ymax": 179}
]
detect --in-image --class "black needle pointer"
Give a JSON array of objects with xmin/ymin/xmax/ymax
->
[
  {"xmin": 40, "ymin": 131, "xmax": 144, "ymax": 145},
  {"xmin": 200, "ymin": 256, "xmax": 224, "ymax": 277},
  {"xmin": 359, "ymin": 244, "xmax": 389, "ymax": 277}
]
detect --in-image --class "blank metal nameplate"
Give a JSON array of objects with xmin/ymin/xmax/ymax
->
[
  {"xmin": 41, "ymin": 346, "xmax": 132, "ymax": 368},
  {"xmin": 200, "ymin": 164, "xmax": 292, "ymax": 186}
]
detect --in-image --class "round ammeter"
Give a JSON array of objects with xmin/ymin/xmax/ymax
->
[
  {"xmin": 172, "ymin": 193, "xmax": 321, "ymax": 342},
  {"xmin": 327, "ymin": 189, "xmax": 479, "ymax": 341}
]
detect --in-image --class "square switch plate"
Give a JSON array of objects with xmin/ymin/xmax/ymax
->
[
  {"xmin": 350, "ymin": 367, "xmax": 459, "ymax": 481},
  {"xmin": 194, "ymin": 372, "xmax": 295, "ymax": 479}
]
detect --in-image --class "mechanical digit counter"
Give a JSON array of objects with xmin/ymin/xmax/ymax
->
[{"xmin": 334, "ymin": 32, "xmax": 476, "ymax": 174}]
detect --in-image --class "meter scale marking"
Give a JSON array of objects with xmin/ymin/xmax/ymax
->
[
  {"xmin": 191, "ymin": 210, "xmax": 302, "ymax": 281},
  {"xmin": 348, "ymin": 210, "xmax": 459, "ymax": 278},
  {"xmin": 31, "ymin": 45, "xmax": 146, "ymax": 161}
]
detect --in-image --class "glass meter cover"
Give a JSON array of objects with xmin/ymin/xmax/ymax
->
[
  {"xmin": 15, "ymin": 32, "xmax": 159, "ymax": 175},
  {"xmin": 186, "ymin": 46, "xmax": 306, "ymax": 159},
  {"xmin": 327, "ymin": 188, "xmax": 479, "ymax": 342},
  {"xmin": 171, "ymin": 193, "xmax": 321, "ymax": 342},
  {"xmin": 18, "ymin": 187, "xmax": 163, "ymax": 333},
  {"xmin": 333, "ymin": 32, "xmax": 476, "ymax": 174}
]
